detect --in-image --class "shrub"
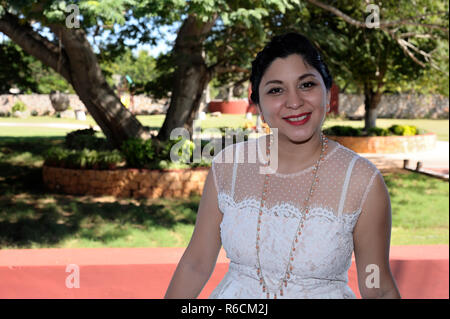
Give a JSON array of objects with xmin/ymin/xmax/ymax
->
[
  {"xmin": 65, "ymin": 128, "xmax": 111, "ymax": 150},
  {"xmin": 44, "ymin": 147, "xmax": 123, "ymax": 169},
  {"xmin": 367, "ymin": 127, "xmax": 390, "ymax": 137},
  {"xmin": 121, "ymin": 137, "xmax": 210, "ymax": 169},
  {"xmin": 120, "ymin": 138, "xmax": 156, "ymax": 169},
  {"xmin": 96, "ymin": 150, "xmax": 124, "ymax": 169},
  {"xmin": 44, "ymin": 147, "xmax": 70, "ymax": 167},
  {"xmin": 65, "ymin": 149, "xmax": 97, "ymax": 169},
  {"xmin": 323, "ymin": 125, "xmax": 363, "ymax": 137},
  {"xmin": 11, "ymin": 101, "xmax": 27, "ymax": 113},
  {"xmin": 416, "ymin": 128, "xmax": 427, "ymax": 135},
  {"xmin": 324, "ymin": 125, "xmax": 423, "ymax": 137},
  {"xmin": 388, "ymin": 125, "xmax": 419, "ymax": 136}
]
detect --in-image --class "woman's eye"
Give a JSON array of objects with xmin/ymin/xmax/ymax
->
[
  {"xmin": 300, "ymin": 81, "xmax": 316, "ymax": 89},
  {"xmin": 267, "ymin": 87, "xmax": 283, "ymax": 94}
]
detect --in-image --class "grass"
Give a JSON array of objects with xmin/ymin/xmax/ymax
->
[
  {"xmin": 0, "ymin": 193, "xmax": 199, "ymax": 249},
  {"xmin": 0, "ymin": 115, "xmax": 448, "ymax": 248},
  {"xmin": 1, "ymin": 114, "xmax": 448, "ymax": 140},
  {"xmin": 384, "ymin": 171, "xmax": 449, "ymax": 245}
]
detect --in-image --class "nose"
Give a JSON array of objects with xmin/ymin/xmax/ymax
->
[{"xmin": 286, "ymin": 88, "xmax": 303, "ymax": 108}]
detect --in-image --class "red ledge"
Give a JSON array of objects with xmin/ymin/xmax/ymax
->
[{"xmin": 0, "ymin": 245, "xmax": 447, "ymax": 299}]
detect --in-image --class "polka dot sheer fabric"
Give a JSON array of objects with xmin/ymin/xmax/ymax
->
[{"xmin": 209, "ymin": 135, "xmax": 380, "ymax": 299}]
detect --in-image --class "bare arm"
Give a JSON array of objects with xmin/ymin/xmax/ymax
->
[
  {"xmin": 164, "ymin": 168, "xmax": 223, "ymax": 298},
  {"xmin": 353, "ymin": 172, "xmax": 401, "ymax": 299}
]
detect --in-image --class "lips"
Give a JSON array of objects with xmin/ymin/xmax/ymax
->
[
  {"xmin": 283, "ymin": 112, "xmax": 312, "ymax": 119},
  {"xmin": 283, "ymin": 112, "xmax": 312, "ymax": 126}
]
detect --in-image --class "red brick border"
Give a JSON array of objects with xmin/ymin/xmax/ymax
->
[
  {"xmin": 326, "ymin": 133, "xmax": 437, "ymax": 153},
  {"xmin": 42, "ymin": 166, "xmax": 209, "ymax": 199}
]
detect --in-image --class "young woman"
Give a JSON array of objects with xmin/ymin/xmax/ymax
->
[{"xmin": 165, "ymin": 32, "xmax": 400, "ymax": 299}]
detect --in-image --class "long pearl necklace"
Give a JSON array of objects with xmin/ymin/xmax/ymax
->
[{"xmin": 255, "ymin": 133, "xmax": 329, "ymax": 299}]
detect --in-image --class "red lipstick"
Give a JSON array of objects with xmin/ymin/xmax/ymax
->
[{"xmin": 283, "ymin": 112, "xmax": 312, "ymax": 126}]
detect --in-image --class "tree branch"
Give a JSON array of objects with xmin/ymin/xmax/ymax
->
[
  {"xmin": 211, "ymin": 63, "xmax": 249, "ymax": 75},
  {"xmin": 306, "ymin": 0, "xmax": 449, "ymax": 70},
  {"xmin": 306, "ymin": 0, "xmax": 449, "ymax": 32},
  {"xmin": 0, "ymin": 11, "xmax": 72, "ymax": 82}
]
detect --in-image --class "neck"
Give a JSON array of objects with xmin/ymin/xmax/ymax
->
[{"xmin": 270, "ymin": 131, "xmax": 324, "ymax": 174}]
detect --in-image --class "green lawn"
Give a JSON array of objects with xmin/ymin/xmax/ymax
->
[
  {"xmin": 384, "ymin": 172, "xmax": 449, "ymax": 245},
  {"xmin": 0, "ymin": 115, "xmax": 448, "ymax": 248},
  {"xmin": 1, "ymin": 114, "xmax": 448, "ymax": 140}
]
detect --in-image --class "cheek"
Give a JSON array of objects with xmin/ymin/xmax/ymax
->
[
  {"xmin": 302, "ymin": 90, "xmax": 325, "ymax": 107},
  {"xmin": 259, "ymin": 95, "xmax": 284, "ymax": 113}
]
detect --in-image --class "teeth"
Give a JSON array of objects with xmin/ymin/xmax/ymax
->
[{"xmin": 286, "ymin": 114, "xmax": 308, "ymax": 121}]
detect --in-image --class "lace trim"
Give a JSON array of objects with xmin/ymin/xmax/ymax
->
[{"xmin": 218, "ymin": 192, "xmax": 362, "ymax": 226}]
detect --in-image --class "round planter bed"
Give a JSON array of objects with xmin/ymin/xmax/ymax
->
[
  {"xmin": 326, "ymin": 132, "xmax": 437, "ymax": 154},
  {"xmin": 42, "ymin": 165, "xmax": 209, "ymax": 199},
  {"xmin": 208, "ymin": 99, "xmax": 257, "ymax": 114}
]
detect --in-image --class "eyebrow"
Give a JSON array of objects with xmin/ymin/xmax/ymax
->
[{"xmin": 264, "ymin": 73, "xmax": 317, "ymax": 87}]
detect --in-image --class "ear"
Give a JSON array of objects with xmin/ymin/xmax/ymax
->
[
  {"xmin": 326, "ymin": 90, "xmax": 331, "ymax": 112},
  {"xmin": 257, "ymin": 105, "xmax": 265, "ymax": 122}
]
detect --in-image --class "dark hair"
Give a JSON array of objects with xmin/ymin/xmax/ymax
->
[{"xmin": 250, "ymin": 32, "xmax": 333, "ymax": 105}]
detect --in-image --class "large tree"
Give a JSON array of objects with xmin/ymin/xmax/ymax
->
[{"xmin": 0, "ymin": 1, "xmax": 151, "ymax": 148}]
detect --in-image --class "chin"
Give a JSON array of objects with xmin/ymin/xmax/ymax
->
[
  {"xmin": 281, "ymin": 131, "xmax": 316, "ymax": 145},
  {"xmin": 269, "ymin": 116, "xmax": 323, "ymax": 143}
]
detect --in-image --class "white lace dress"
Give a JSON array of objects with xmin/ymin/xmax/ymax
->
[{"xmin": 209, "ymin": 136, "xmax": 380, "ymax": 299}]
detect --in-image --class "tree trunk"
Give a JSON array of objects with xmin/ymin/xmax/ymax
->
[
  {"xmin": 0, "ymin": 12, "xmax": 150, "ymax": 149},
  {"xmin": 157, "ymin": 14, "xmax": 217, "ymax": 142},
  {"xmin": 363, "ymin": 84, "xmax": 383, "ymax": 131},
  {"xmin": 52, "ymin": 26, "xmax": 151, "ymax": 148}
]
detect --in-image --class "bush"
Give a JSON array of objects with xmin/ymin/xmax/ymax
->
[
  {"xmin": 388, "ymin": 125, "xmax": 419, "ymax": 136},
  {"xmin": 11, "ymin": 101, "xmax": 27, "ymax": 113},
  {"xmin": 44, "ymin": 147, "xmax": 70, "ymax": 167},
  {"xmin": 324, "ymin": 124, "xmax": 423, "ymax": 137},
  {"xmin": 121, "ymin": 137, "xmax": 211, "ymax": 170},
  {"xmin": 367, "ymin": 127, "xmax": 390, "ymax": 137},
  {"xmin": 120, "ymin": 138, "xmax": 156, "ymax": 169},
  {"xmin": 44, "ymin": 147, "xmax": 123, "ymax": 169},
  {"xmin": 323, "ymin": 125, "xmax": 363, "ymax": 137},
  {"xmin": 65, "ymin": 128, "xmax": 111, "ymax": 150}
]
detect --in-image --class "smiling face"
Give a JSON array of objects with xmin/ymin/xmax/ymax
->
[{"xmin": 258, "ymin": 54, "xmax": 330, "ymax": 144}]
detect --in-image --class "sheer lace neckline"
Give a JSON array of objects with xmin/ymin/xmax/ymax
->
[{"xmin": 256, "ymin": 141, "xmax": 341, "ymax": 178}]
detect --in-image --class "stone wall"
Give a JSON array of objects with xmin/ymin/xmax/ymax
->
[
  {"xmin": 339, "ymin": 94, "xmax": 449, "ymax": 119},
  {"xmin": 42, "ymin": 166, "xmax": 209, "ymax": 199},
  {"xmin": 1, "ymin": 93, "xmax": 448, "ymax": 119},
  {"xmin": 0, "ymin": 94, "xmax": 169, "ymax": 116}
]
